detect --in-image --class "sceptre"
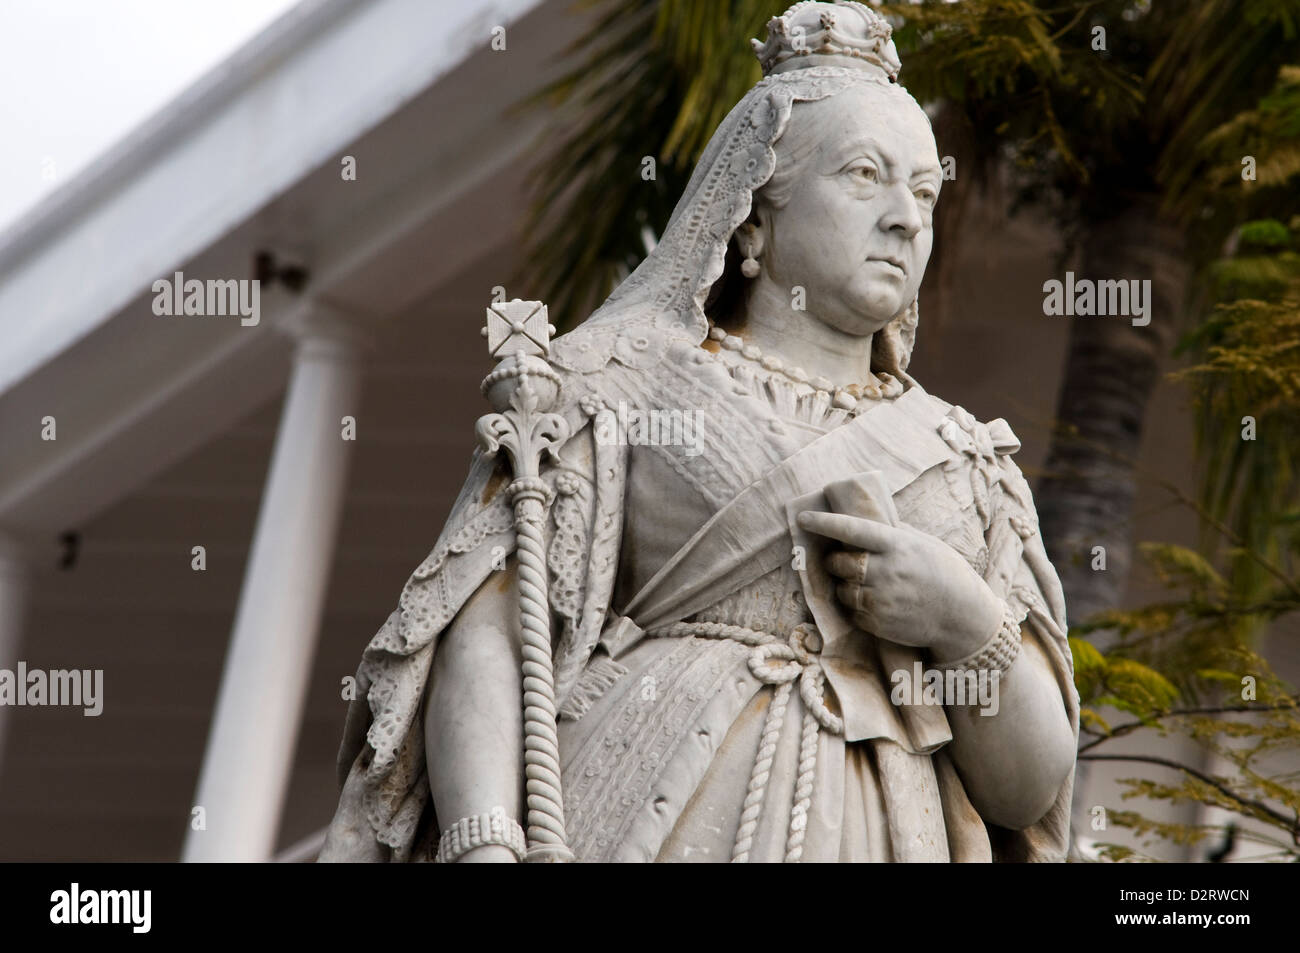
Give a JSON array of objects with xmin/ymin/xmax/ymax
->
[{"xmin": 475, "ymin": 298, "xmax": 574, "ymax": 863}]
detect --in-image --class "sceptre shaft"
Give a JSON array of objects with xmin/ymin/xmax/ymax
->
[{"xmin": 475, "ymin": 298, "xmax": 574, "ymax": 863}]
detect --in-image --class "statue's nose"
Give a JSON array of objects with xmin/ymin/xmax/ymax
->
[{"xmin": 878, "ymin": 182, "xmax": 923, "ymax": 239}]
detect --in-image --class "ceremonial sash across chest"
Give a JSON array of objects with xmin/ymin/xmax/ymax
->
[
  {"xmin": 607, "ymin": 386, "xmax": 979, "ymax": 753},
  {"xmin": 621, "ymin": 385, "xmax": 957, "ymax": 629}
]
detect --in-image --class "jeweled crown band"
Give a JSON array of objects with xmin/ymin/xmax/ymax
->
[{"xmin": 752, "ymin": 1, "xmax": 901, "ymax": 81}]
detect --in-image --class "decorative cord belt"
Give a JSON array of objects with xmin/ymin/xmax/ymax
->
[{"xmin": 646, "ymin": 620, "xmax": 843, "ymax": 863}]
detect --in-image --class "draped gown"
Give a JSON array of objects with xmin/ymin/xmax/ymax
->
[{"xmin": 320, "ymin": 330, "xmax": 1079, "ymax": 863}]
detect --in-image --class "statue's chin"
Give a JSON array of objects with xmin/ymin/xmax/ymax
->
[
  {"xmin": 810, "ymin": 308, "xmax": 898, "ymax": 339},
  {"xmin": 830, "ymin": 285, "xmax": 913, "ymax": 335}
]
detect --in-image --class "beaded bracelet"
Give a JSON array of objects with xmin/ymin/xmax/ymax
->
[
  {"xmin": 936, "ymin": 601, "xmax": 1023, "ymax": 676},
  {"xmin": 435, "ymin": 806, "xmax": 527, "ymax": 864}
]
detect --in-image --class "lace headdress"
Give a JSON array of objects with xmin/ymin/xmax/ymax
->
[{"xmin": 550, "ymin": 1, "xmax": 926, "ymax": 382}]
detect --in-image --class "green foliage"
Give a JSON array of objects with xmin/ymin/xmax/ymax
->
[
  {"xmin": 1069, "ymin": 635, "xmax": 1108, "ymax": 701},
  {"xmin": 515, "ymin": 0, "xmax": 684, "ymax": 326},
  {"xmin": 1075, "ymin": 212, "xmax": 1300, "ymax": 854},
  {"xmin": 1239, "ymin": 219, "xmax": 1293, "ymax": 250},
  {"xmin": 1072, "ymin": 632, "xmax": 1180, "ymax": 725},
  {"xmin": 1079, "ymin": 626, "xmax": 1300, "ymax": 859},
  {"xmin": 1087, "ymin": 108, "xmax": 1300, "ymax": 856},
  {"xmin": 1079, "ymin": 527, "xmax": 1300, "ymax": 859},
  {"xmin": 1122, "ymin": 87, "xmax": 1300, "ymax": 864},
  {"xmin": 1185, "ymin": 65, "xmax": 1300, "ymax": 206},
  {"xmin": 1138, "ymin": 542, "xmax": 1228, "ymax": 598},
  {"xmin": 1174, "ymin": 218, "xmax": 1300, "ymax": 605},
  {"xmin": 882, "ymin": 0, "xmax": 1143, "ymax": 191},
  {"xmin": 652, "ymin": 0, "xmax": 768, "ymax": 164}
]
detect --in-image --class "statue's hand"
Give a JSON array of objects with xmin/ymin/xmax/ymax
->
[{"xmin": 796, "ymin": 511, "xmax": 1002, "ymax": 661}]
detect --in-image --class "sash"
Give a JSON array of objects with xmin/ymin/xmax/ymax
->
[
  {"xmin": 622, "ymin": 386, "xmax": 955, "ymax": 628},
  {"xmin": 611, "ymin": 386, "xmax": 963, "ymax": 753}
]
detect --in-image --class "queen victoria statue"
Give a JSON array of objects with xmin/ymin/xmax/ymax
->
[{"xmin": 321, "ymin": 0, "xmax": 1079, "ymax": 864}]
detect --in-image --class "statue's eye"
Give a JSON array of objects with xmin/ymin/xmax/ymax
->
[
  {"xmin": 914, "ymin": 187, "xmax": 937, "ymax": 205},
  {"xmin": 849, "ymin": 162, "xmax": 879, "ymax": 183}
]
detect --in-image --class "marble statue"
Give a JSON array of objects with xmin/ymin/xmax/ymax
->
[{"xmin": 320, "ymin": 0, "xmax": 1079, "ymax": 863}]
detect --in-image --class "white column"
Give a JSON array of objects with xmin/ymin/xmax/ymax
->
[
  {"xmin": 183, "ymin": 310, "xmax": 362, "ymax": 862},
  {"xmin": 0, "ymin": 534, "xmax": 31, "ymax": 774}
]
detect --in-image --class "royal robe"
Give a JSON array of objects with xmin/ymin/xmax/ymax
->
[{"xmin": 320, "ymin": 331, "xmax": 1078, "ymax": 863}]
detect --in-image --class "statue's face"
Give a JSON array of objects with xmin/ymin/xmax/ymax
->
[{"xmin": 757, "ymin": 85, "xmax": 941, "ymax": 336}]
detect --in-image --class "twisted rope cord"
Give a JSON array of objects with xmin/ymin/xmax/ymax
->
[
  {"xmin": 785, "ymin": 707, "xmax": 820, "ymax": 863},
  {"xmin": 647, "ymin": 620, "xmax": 775, "ymax": 647},
  {"xmin": 732, "ymin": 679, "xmax": 792, "ymax": 863},
  {"xmin": 786, "ymin": 659, "xmax": 834, "ymax": 863},
  {"xmin": 511, "ymin": 484, "xmax": 572, "ymax": 861}
]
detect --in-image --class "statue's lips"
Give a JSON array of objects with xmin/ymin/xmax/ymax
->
[{"xmin": 866, "ymin": 256, "xmax": 907, "ymax": 277}]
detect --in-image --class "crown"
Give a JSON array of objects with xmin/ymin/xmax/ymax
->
[{"xmin": 751, "ymin": 1, "xmax": 900, "ymax": 81}]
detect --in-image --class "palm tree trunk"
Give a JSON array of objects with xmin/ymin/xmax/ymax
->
[
  {"xmin": 1036, "ymin": 196, "xmax": 1189, "ymax": 856},
  {"xmin": 1037, "ymin": 197, "xmax": 1188, "ymax": 626}
]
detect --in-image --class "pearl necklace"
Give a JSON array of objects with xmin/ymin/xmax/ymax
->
[{"xmin": 706, "ymin": 324, "xmax": 904, "ymax": 412}]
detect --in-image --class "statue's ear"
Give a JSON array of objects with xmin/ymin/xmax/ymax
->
[
  {"xmin": 736, "ymin": 222, "xmax": 765, "ymax": 260},
  {"xmin": 871, "ymin": 322, "xmax": 905, "ymax": 376},
  {"xmin": 871, "ymin": 297, "xmax": 919, "ymax": 377},
  {"xmin": 740, "ymin": 205, "xmax": 766, "ymax": 255}
]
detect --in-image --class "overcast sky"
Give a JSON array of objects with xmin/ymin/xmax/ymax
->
[{"xmin": 0, "ymin": 0, "xmax": 301, "ymax": 233}]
